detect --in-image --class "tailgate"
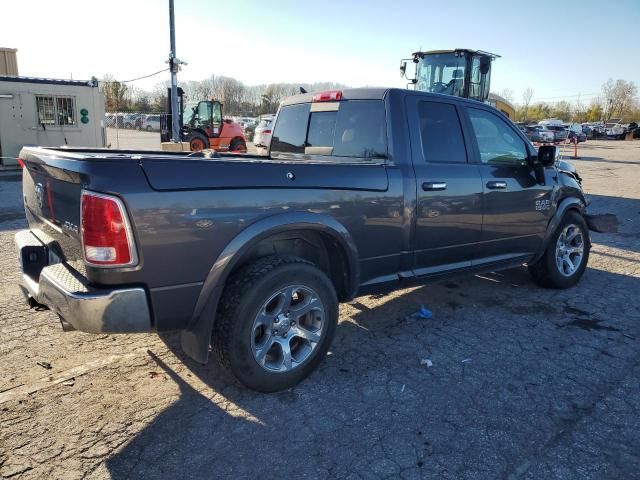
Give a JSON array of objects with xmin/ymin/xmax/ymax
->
[
  {"xmin": 21, "ymin": 149, "xmax": 85, "ymax": 265},
  {"xmin": 19, "ymin": 147, "xmax": 146, "ymax": 268}
]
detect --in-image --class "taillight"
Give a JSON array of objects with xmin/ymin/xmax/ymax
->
[
  {"xmin": 312, "ymin": 90, "xmax": 342, "ymax": 102},
  {"xmin": 263, "ymin": 130, "xmax": 272, "ymax": 134},
  {"xmin": 81, "ymin": 191, "xmax": 137, "ymax": 267},
  {"xmin": 17, "ymin": 158, "xmax": 25, "ymax": 169}
]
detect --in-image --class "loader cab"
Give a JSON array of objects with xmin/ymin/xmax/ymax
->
[
  {"xmin": 401, "ymin": 49, "xmax": 497, "ymax": 103},
  {"xmin": 183, "ymin": 100, "xmax": 223, "ymax": 136}
]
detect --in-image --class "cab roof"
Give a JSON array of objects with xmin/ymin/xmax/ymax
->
[
  {"xmin": 411, "ymin": 49, "xmax": 501, "ymax": 58},
  {"xmin": 280, "ymin": 87, "xmax": 489, "ymax": 108}
]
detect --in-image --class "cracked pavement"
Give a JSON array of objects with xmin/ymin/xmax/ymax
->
[{"xmin": 1, "ymin": 140, "xmax": 639, "ymax": 479}]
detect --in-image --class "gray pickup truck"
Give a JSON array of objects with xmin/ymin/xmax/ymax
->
[{"xmin": 16, "ymin": 88, "xmax": 595, "ymax": 392}]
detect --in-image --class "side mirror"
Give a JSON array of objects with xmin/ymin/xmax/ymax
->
[
  {"xmin": 537, "ymin": 145, "xmax": 557, "ymax": 167},
  {"xmin": 400, "ymin": 61, "xmax": 407, "ymax": 78}
]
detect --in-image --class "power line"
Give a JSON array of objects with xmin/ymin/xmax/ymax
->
[
  {"xmin": 120, "ymin": 68, "xmax": 169, "ymax": 83},
  {"xmin": 530, "ymin": 92, "xmax": 600, "ymax": 101}
]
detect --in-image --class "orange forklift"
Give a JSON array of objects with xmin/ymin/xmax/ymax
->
[{"xmin": 161, "ymin": 87, "xmax": 247, "ymax": 152}]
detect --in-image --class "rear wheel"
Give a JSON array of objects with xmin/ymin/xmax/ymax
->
[
  {"xmin": 212, "ymin": 256, "xmax": 338, "ymax": 392},
  {"xmin": 529, "ymin": 210, "xmax": 590, "ymax": 289},
  {"xmin": 188, "ymin": 132, "xmax": 209, "ymax": 151},
  {"xmin": 229, "ymin": 138, "xmax": 247, "ymax": 153}
]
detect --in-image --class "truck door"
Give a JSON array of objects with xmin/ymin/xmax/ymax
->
[
  {"xmin": 406, "ymin": 96, "xmax": 483, "ymax": 276},
  {"xmin": 462, "ymin": 106, "xmax": 552, "ymax": 263}
]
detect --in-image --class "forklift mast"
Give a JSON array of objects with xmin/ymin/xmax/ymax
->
[{"xmin": 160, "ymin": 87, "xmax": 184, "ymax": 143}]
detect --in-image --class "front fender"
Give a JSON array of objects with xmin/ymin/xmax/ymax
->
[
  {"xmin": 531, "ymin": 195, "xmax": 587, "ymax": 264},
  {"xmin": 181, "ymin": 211, "xmax": 359, "ymax": 363}
]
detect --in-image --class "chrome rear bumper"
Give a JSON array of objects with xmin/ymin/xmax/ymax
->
[{"xmin": 15, "ymin": 230, "xmax": 152, "ymax": 333}]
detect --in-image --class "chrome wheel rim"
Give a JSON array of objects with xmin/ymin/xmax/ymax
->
[
  {"xmin": 555, "ymin": 224, "xmax": 584, "ymax": 277},
  {"xmin": 251, "ymin": 285, "xmax": 325, "ymax": 373}
]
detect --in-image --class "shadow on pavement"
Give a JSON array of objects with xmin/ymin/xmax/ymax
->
[
  {"xmin": 586, "ymin": 194, "xmax": 640, "ymax": 253},
  {"xmin": 105, "ymin": 263, "xmax": 640, "ymax": 479}
]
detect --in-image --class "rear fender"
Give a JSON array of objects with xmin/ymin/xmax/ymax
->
[{"xmin": 181, "ymin": 212, "xmax": 359, "ymax": 363}]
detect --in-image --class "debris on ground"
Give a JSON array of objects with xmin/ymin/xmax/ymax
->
[
  {"xmin": 62, "ymin": 378, "xmax": 75, "ymax": 387},
  {"xmin": 36, "ymin": 361, "xmax": 52, "ymax": 370},
  {"xmin": 420, "ymin": 358, "xmax": 433, "ymax": 367},
  {"xmin": 400, "ymin": 384, "xmax": 406, "ymax": 393},
  {"xmin": 461, "ymin": 358, "xmax": 472, "ymax": 363},
  {"xmin": 406, "ymin": 304, "xmax": 433, "ymax": 321}
]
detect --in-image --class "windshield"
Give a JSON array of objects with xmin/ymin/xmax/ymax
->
[
  {"xmin": 415, "ymin": 52, "xmax": 491, "ymax": 102},
  {"xmin": 183, "ymin": 102, "xmax": 198, "ymax": 125},
  {"xmin": 416, "ymin": 53, "xmax": 466, "ymax": 96}
]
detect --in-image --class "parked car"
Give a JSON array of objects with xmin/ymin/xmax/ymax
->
[
  {"xmin": 567, "ymin": 131, "xmax": 587, "ymax": 143},
  {"xmin": 123, "ymin": 113, "xmax": 143, "ymax": 129},
  {"xmin": 104, "ymin": 113, "xmax": 125, "ymax": 129},
  {"xmin": 16, "ymin": 88, "xmax": 600, "ymax": 392},
  {"xmin": 142, "ymin": 114, "xmax": 161, "ymax": 132},
  {"xmin": 543, "ymin": 125, "xmax": 569, "ymax": 143},
  {"xmin": 253, "ymin": 115, "xmax": 275, "ymax": 148},
  {"xmin": 243, "ymin": 123, "xmax": 256, "ymax": 142},
  {"xmin": 524, "ymin": 125, "xmax": 555, "ymax": 143}
]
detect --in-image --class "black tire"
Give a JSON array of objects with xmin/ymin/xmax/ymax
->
[
  {"xmin": 528, "ymin": 210, "xmax": 590, "ymax": 289},
  {"xmin": 188, "ymin": 132, "xmax": 209, "ymax": 151},
  {"xmin": 229, "ymin": 138, "xmax": 247, "ymax": 152},
  {"xmin": 212, "ymin": 256, "xmax": 338, "ymax": 392}
]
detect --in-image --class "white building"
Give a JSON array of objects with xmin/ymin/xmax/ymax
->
[{"xmin": 0, "ymin": 76, "xmax": 105, "ymax": 166}]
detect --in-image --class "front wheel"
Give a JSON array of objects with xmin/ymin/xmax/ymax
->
[
  {"xmin": 529, "ymin": 210, "xmax": 590, "ymax": 289},
  {"xmin": 212, "ymin": 256, "xmax": 338, "ymax": 392},
  {"xmin": 188, "ymin": 132, "xmax": 209, "ymax": 152},
  {"xmin": 229, "ymin": 138, "xmax": 247, "ymax": 153}
]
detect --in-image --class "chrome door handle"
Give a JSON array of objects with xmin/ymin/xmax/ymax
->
[
  {"xmin": 486, "ymin": 181, "xmax": 507, "ymax": 189},
  {"xmin": 422, "ymin": 182, "xmax": 447, "ymax": 191}
]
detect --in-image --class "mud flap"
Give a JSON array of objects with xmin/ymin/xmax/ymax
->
[
  {"xmin": 180, "ymin": 285, "xmax": 224, "ymax": 364},
  {"xmin": 585, "ymin": 214, "xmax": 618, "ymax": 233}
]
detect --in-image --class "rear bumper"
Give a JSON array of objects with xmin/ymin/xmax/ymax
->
[{"xmin": 15, "ymin": 230, "xmax": 152, "ymax": 333}]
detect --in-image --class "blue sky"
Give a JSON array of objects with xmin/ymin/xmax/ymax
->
[{"xmin": 2, "ymin": 0, "xmax": 639, "ymax": 104}]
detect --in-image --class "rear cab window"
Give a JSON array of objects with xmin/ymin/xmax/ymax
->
[{"xmin": 270, "ymin": 98, "xmax": 387, "ymax": 161}]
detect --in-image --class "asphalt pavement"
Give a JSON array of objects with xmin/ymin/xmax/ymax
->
[{"xmin": 1, "ymin": 140, "xmax": 639, "ymax": 479}]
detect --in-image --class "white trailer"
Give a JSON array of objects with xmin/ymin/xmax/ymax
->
[{"xmin": 0, "ymin": 76, "xmax": 105, "ymax": 166}]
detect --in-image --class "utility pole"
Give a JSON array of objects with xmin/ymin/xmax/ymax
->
[{"xmin": 168, "ymin": 0, "xmax": 180, "ymax": 143}]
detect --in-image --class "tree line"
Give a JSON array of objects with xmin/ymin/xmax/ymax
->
[
  {"xmin": 513, "ymin": 79, "xmax": 638, "ymax": 124},
  {"xmin": 101, "ymin": 73, "xmax": 638, "ymax": 124},
  {"xmin": 100, "ymin": 74, "xmax": 346, "ymax": 116}
]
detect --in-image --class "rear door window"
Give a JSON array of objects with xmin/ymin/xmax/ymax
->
[{"xmin": 417, "ymin": 101, "xmax": 467, "ymax": 163}]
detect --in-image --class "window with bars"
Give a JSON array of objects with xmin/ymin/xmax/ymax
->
[
  {"xmin": 56, "ymin": 96, "xmax": 75, "ymax": 125},
  {"xmin": 35, "ymin": 95, "xmax": 76, "ymax": 126},
  {"xmin": 36, "ymin": 96, "xmax": 56, "ymax": 125}
]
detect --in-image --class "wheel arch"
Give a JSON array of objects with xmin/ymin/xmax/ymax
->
[
  {"xmin": 180, "ymin": 212, "xmax": 359, "ymax": 363},
  {"xmin": 532, "ymin": 195, "xmax": 587, "ymax": 264}
]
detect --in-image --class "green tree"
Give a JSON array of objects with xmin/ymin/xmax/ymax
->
[{"xmin": 585, "ymin": 102, "xmax": 603, "ymax": 122}]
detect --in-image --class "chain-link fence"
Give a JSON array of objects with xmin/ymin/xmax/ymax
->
[{"xmin": 103, "ymin": 112, "xmax": 169, "ymax": 150}]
